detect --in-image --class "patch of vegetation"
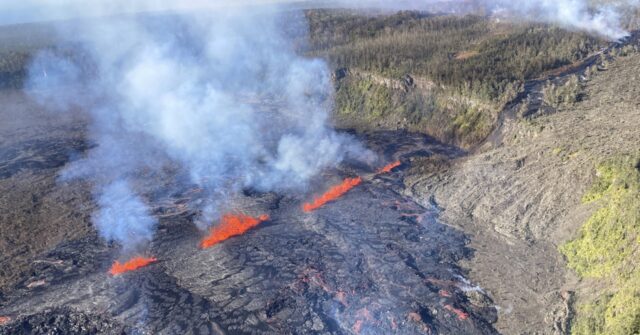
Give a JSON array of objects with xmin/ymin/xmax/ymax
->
[
  {"xmin": 307, "ymin": 10, "xmax": 602, "ymax": 99},
  {"xmin": 450, "ymin": 102, "xmax": 494, "ymax": 146},
  {"xmin": 560, "ymin": 154, "xmax": 640, "ymax": 335},
  {"xmin": 619, "ymin": 5, "xmax": 640, "ymax": 31},
  {"xmin": 612, "ymin": 44, "xmax": 639, "ymax": 58},
  {"xmin": 334, "ymin": 76, "xmax": 495, "ymax": 147},
  {"xmin": 306, "ymin": 9, "xmax": 604, "ymax": 146},
  {"xmin": 543, "ymin": 75, "xmax": 584, "ymax": 109},
  {"xmin": 335, "ymin": 77, "xmax": 399, "ymax": 120},
  {"xmin": 0, "ymin": 22, "xmax": 59, "ymax": 89}
]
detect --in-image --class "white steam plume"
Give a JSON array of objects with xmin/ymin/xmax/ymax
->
[
  {"xmin": 2, "ymin": 1, "xmax": 639, "ymax": 40},
  {"xmin": 94, "ymin": 181, "xmax": 157, "ymax": 253},
  {"xmin": 336, "ymin": 0, "xmax": 636, "ymax": 40},
  {"xmin": 15, "ymin": 0, "xmax": 638, "ymax": 251},
  {"xmin": 25, "ymin": 6, "xmax": 371, "ymax": 251},
  {"xmin": 484, "ymin": 0, "xmax": 632, "ymax": 40}
]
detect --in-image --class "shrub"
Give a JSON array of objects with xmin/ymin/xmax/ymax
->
[
  {"xmin": 560, "ymin": 154, "xmax": 640, "ymax": 335},
  {"xmin": 542, "ymin": 75, "xmax": 583, "ymax": 108}
]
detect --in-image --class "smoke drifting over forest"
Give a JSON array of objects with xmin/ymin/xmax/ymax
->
[
  {"xmin": 484, "ymin": 0, "xmax": 634, "ymax": 39},
  {"xmin": 26, "ymin": 6, "xmax": 371, "ymax": 252},
  {"xmin": 2, "ymin": 1, "xmax": 638, "ymax": 39},
  {"xmin": 13, "ymin": 0, "xmax": 638, "ymax": 251}
]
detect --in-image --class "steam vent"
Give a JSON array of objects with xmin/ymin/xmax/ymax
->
[{"xmin": 2, "ymin": 2, "xmax": 640, "ymax": 335}]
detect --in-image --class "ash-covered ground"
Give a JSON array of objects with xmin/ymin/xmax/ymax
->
[{"xmin": 0, "ymin": 90, "xmax": 497, "ymax": 334}]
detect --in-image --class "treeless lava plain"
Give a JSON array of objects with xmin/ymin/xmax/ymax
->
[{"xmin": 0, "ymin": 89, "xmax": 497, "ymax": 334}]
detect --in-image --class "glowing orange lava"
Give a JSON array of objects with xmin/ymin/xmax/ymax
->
[
  {"xmin": 377, "ymin": 160, "xmax": 401, "ymax": 174},
  {"xmin": 302, "ymin": 177, "xmax": 362, "ymax": 212},
  {"xmin": 0, "ymin": 316, "xmax": 11, "ymax": 325},
  {"xmin": 444, "ymin": 304, "xmax": 469, "ymax": 320},
  {"xmin": 200, "ymin": 213, "xmax": 269, "ymax": 249},
  {"xmin": 109, "ymin": 256, "xmax": 157, "ymax": 276}
]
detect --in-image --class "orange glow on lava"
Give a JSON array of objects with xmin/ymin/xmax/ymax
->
[
  {"xmin": 200, "ymin": 213, "xmax": 269, "ymax": 249},
  {"xmin": 0, "ymin": 316, "xmax": 11, "ymax": 325},
  {"xmin": 444, "ymin": 304, "xmax": 469, "ymax": 320},
  {"xmin": 377, "ymin": 160, "xmax": 401, "ymax": 174},
  {"xmin": 109, "ymin": 256, "xmax": 157, "ymax": 276},
  {"xmin": 302, "ymin": 177, "xmax": 362, "ymax": 212}
]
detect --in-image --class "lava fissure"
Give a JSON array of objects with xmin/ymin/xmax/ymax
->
[
  {"xmin": 109, "ymin": 256, "xmax": 158, "ymax": 276},
  {"xmin": 302, "ymin": 177, "xmax": 362, "ymax": 212},
  {"xmin": 378, "ymin": 160, "xmax": 401, "ymax": 174},
  {"xmin": 200, "ymin": 213, "xmax": 270, "ymax": 249},
  {"xmin": 444, "ymin": 304, "xmax": 469, "ymax": 320}
]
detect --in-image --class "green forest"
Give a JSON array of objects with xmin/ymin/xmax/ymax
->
[{"xmin": 305, "ymin": 10, "xmax": 606, "ymax": 147}]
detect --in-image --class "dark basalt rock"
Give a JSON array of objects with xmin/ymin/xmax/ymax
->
[
  {"xmin": 0, "ymin": 131, "xmax": 496, "ymax": 335},
  {"xmin": 1, "ymin": 307, "xmax": 127, "ymax": 335}
]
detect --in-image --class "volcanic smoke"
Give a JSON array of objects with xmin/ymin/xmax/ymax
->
[
  {"xmin": 378, "ymin": 160, "xmax": 401, "ymax": 174},
  {"xmin": 109, "ymin": 256, "xmax": 158, "ymax": 276},
  {"xmin": 302, "ymin": 177, "xmax": 362, "ymax": 212},
  {"xmin": 200, "ymin": 213, "xmax": 270, "ymax": 249}
]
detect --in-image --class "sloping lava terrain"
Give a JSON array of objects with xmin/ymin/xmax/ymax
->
[{"xmin": 0, "ymin": 95, "xmax": 497, "ymax": 335}]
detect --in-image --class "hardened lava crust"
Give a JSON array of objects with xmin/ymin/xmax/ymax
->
[{"xmin": 0, "ymin": 91, "xmax": 496, "ymax": 334}]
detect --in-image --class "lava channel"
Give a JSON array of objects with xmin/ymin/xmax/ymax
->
[
  {"xmin": 302, "ymin": 176, "xmax": 362, "ymax": 212},
  {"xmin": 377, "ymin": 160, "xmax": 401, "ymax": 174},
  {"xmin": 200, "ymin": 213, "xmax": 270, "ymax": 249},
  {"xmin": 109, "ymin": 256, "xmax": 158, "ymax": 276}
]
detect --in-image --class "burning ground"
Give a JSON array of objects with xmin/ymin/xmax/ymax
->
[{"xmin": 0, "ymin": 89, "xmax": 498, "ymax": 334}]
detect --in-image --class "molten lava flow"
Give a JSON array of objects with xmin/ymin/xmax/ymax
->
[
  {"xmin": 302, "ymin": 177, "xmax": 362, "ymax": 212},
  {"xmin": 109, "ymin": 256, "xmax": 157, "ymax": 276},
  {"xmin": 444, "ymin": 304, "xmax": 469, "ymax": 320},
  {"xmin": 200, "ymin": 213, "xmax": 269, "ymax": 249},
  {"xmin": 377, "ymin": 160, "xmax": 401, "ymax": 174},
  {"xmin": 0, "ymin": 316, "xmax": 11, "ymax": 325}
]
